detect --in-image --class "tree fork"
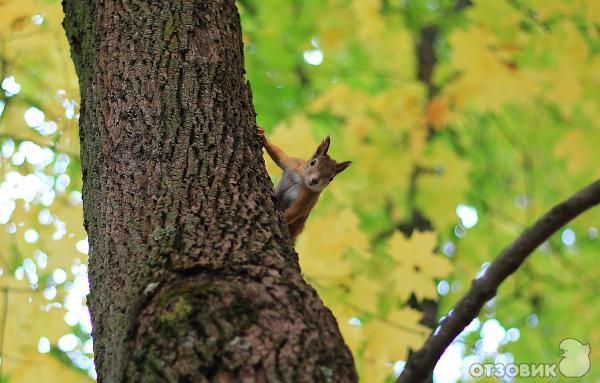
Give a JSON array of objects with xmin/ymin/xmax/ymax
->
[{"xmin": 62, "ymin": 1, "xmax": 357, "ymax": 382}]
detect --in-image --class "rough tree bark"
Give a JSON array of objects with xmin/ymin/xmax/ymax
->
[{"xmin": 62, "ymin": 1, "xmax": 357, "ymax": 382}]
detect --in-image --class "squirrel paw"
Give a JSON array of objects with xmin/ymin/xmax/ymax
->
[{"xmin": 256, "ymin": 125, "xmax": 266, "ymax": 145}]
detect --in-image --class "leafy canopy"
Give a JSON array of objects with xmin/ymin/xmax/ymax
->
[{"xmin": 0, "ymin": 0, "xmax": 598, "ymax": 382}]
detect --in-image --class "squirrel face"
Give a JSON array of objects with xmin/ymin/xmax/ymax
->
[{"xmin": 303, "ymin": 137, "xmax": 352, "ymax": 192}]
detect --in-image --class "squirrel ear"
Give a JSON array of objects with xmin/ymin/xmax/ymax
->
[
  {"xmin": 314, "ymin": 136, "xmax": 330, "ymax": 157},
  {"xmin": 335, "ymin": 161, "xmax": 352, "ymax": 175}
]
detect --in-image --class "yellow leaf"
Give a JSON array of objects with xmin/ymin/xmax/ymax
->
[
  {"xmin": 297, "ymin": 209, "xmax": 368, "ymax": 278},
  {"xmin": 337, "ymin": 318, "xmax": 365, "ymax": 354},
  {"xmin": 347, "ymin": 275, "xmax": 380, "ymax": 314},
  {"xmin": 352, "ymin": 0, "xmax": 384, "ymax": 42},
  {"xmin": 444, "ymin": 26, "xmax": 540, "ymax": 113},
  {"xmin": 7, "ymin": 351, "xmax": 92, "ymax": 383},
  {"xmin": 1, "ymin": 291, "xmax": 75, "ymax": 373},
  {"xmin": 310, "ymin": 84, "xmax": 370, "ymax": 118},
  {"xmin": 585, "ymin": 0, "xmax": 600, "ymax": 24},
  {"xmin": 554, "ymin": 129, "xmax": 600, "ymax": 177},
  {"xmin": 526, "ymin": 0, "xmax": 586, "ymax": 20},
  {"xmin": 416, "ymin": 141, "xmax": 470, "ymax": 230},
  {"xmin": 360, "ymin": 354, "xmax": 394, "ymax": 383},
  {"xmin": 363, "ymin": 308, "xmax": 429, "ymax": 371},
  {"xmin": 537, "ymin": 22, "xmax": 589, "ymax": 116},
  {"xmin": 371, "ymin": 83, "xmax": 426, "ymax": 133},
  {"xmin": 387, "ymin": 231, "xmax": 452, "ymax": 301},
  {"xmin": 425, "ymin": 96, "xmax": 450, "ymax": 131}
]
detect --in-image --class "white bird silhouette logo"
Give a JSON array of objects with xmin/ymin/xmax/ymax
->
[{"xmin": 559, "ymin": 338, "xmax": 590, "ymax": 378}]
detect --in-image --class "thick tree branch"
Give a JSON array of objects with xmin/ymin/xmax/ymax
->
[{"xmin": 397, "ymin": 179, "xmax": 600, "ymax": 383}]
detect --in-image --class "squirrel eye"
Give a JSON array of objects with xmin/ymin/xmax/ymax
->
[
  {"xmin": 329, "ymin": 177, "xmax": 334, "ymax": 182},
  {"xmin": 310, "ymin": 159, "xmax": 317, "ymax": 166}
]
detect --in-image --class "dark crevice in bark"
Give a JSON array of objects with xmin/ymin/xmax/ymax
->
[{"xmin": 62, "ymin": 0, "xmax": 357, "ymax": 381}]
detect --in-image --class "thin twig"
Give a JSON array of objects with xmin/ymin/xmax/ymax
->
[{"xmin": 396, "ymin": 179, "xmax": 600, "ymax": 383}]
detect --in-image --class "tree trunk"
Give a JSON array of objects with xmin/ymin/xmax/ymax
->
[{"xmin": 62, "ymin": 1, "xmax": 357, "ymax": 382}]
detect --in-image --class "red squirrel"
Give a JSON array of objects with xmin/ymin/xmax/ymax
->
[{"xmin": 257, "ymin": 126, "xmax": 351, "ymax": 240}]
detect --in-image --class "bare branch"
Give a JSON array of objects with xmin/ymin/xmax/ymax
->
[{"xmin": 397, "ymin": 179, "xmax": 600, "ymax": 383}]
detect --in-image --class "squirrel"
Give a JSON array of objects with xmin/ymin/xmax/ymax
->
[{"xmin": 257, "ymin": 125, "xmax": 351, "ymax": 240}]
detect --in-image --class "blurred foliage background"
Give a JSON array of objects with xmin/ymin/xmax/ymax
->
[{"xmin": 0, "ymin": 0, "xmax": 598, "ymax": 382}]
